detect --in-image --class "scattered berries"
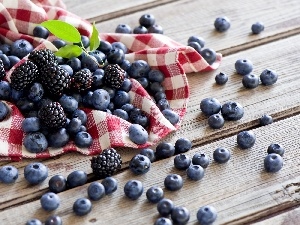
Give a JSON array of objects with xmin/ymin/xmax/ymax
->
[
  {"xmin": 146, "ymin": 186, "xmax": 164, "ymax": 203},
  {"xmin": 260, "ymin": 69, "xmax": 278, "ymax": 85},
  {"xmin": 235, "ymin": 59, "xmax": 253, "ymax": 75},
  {"xmin": 260, "ymin": 114, "xmax": 273, "ymax": 126},
  {"xmin": 215, "ymin": 72, "xmax": 228, "ymax": 85}
]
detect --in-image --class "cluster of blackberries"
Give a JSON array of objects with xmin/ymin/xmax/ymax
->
[{"xmin": 115, "ymin": 14, "xmax": 163, "ymax": 34}]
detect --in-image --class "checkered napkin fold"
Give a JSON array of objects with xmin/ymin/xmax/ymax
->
[{"xmin": 0, "ymin": 0, "xmax": 221, "ymax": 161}]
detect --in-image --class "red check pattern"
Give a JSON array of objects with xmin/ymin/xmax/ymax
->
[{"xmin": 0, "ymin": 0, "xmax": 221, "ymax": 161}]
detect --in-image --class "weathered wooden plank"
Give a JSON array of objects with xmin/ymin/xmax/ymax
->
[
  {"xmin": 95, "ymin": 0, "xmax": 300, "ymax": 54},
  {"xmin": 1, "ymin": 111, "xmax": 300, "ymax": 224},
  {"xmin": 1, "ymin": 31, "xmax": 300, "ymax": 212}
]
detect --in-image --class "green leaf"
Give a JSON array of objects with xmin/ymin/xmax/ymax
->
[
  {"xmin": 90, "ymin": 22, "xmax": 100, "ymax": 51},
  {"xmin": 41, "ymin": 20, "xmax": 81, "ymax": 43},
  {"xmin": 54, "ymin": 45, "xmax": 82, "ymax": 58}
]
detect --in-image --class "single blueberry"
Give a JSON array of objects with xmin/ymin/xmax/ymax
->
[
  {"xmin": 102, "ymin": 86, "xmax": 116, "ymax": 99},
  {"xmin": 10, "ymin": 88, "xmax": 24, "ymax": 102},
  {"xmin": 129, "ymin": 108, "xmax": 149, "ymax": 128},
  {"xmin": 140, "ymin": 148, "xmax": 156, "ymax": 162},
  {"xmin": 147, "ymin": 24, "xmax": 164, "ymax": 34},
  {"xmin": 133, "ymin": 25, "xmax": 148, "ymax": 34},
  {"xmin": 214, "ymin": 16, "xmax": 231, "ymax": 32},
  {"xmin": 174, "ymin": 137, "xmax": 192, "ymax": 154},
  {"xmin": 260, "ymin": 114, "xmax": 273, "ymax": 126},
  {"xmin": 81, "ymin": 54, "xmax": 98, "ymax": 72},
  {"xmin": 146, "ymin": 186, "xmax": 164, "ymax": 203},
  {"xmin": 188, "ymin": 35, "xmax": 205, "ymax": 48},
  {"xmin": 124, "ymin": 179, "xmax": 144, "ymax": 200},
  {"xmin": 92, "ymin": 89, "xmax": 110, "ymax": 110},
  {"xmin": 92, "ymin": 73, "xmax": 104, "ymax": 88},
  {"xmin": 73, "ymin": 198, "xmax": 92, "ymax": 216},
  {"xmin": 22, "ymin": 117, "xmax": 41, "ymax": 133},
  {"xmin": 72, "ymin": 109, "xmax": 87, "ymax": 125},
  {"xmin": 121, "ymin": 103, "xmax": 134, "ymax": 113},
  {"xmin": 157, "ymin": 198, "xmax": 174, "ymax": 217},
  {"xmin": 200, "ymin": 48, "xmax": 217, "ymax": 65},
  {"xmin": 221, "ymin": 101, "xmax": 244, "ymax": 121},
  {"xmin": 0, "ymin": 54, "xmax": 10, "ymax": 70},
  {"xmin": 60, "ymin": 64, "xmax": 73, "ymax": 76},
  {"xmin": 215, "ymin": 72, "xmax": 228, "ymax": 85},
  {"xmin": 40, "ymin": 192, "xmax": 60, "ymax": 211},
  {"xmin": 113, "ymin": 90, "xmax": 130, "ymax": 108},
  {"xmin": 24, "ymin": 162, "xmax": 48, "ymax": 185},
  {"xmin": 242, "ymin": 73, "xmax": 259, "ymax": 89},
  {"xmin": 16, "ymin": 97, "xmax": 35, "ymax": 113},
  {"xmin": 128, "ymin": 123, "xmax": 149, "ymax": 145},
  {"xmin": 156, "ymin": 141, "xmax": 175, "ymax": 159},
  {"xmin": 66, "ymin": 117, "xmax": 82, "ymax": 135},
  {"xmin": 188, "ymin": 41, "xmax": 202, "ymax": 54},
  {"xmin": 127, "ymin": 60, "xmax": 151, "ymax": 79},
  {"xmin": 113, "ymin": 108, "xmax": 129, "ymax": 121},
  {"xmin": 162, "ymin": 109, "xmax": 179, "ymax": 125},
  {"xmin": 101, "ymin": 177, "xmax": 118, "ymax": 195},
  {"xmin": 0, "ymin": 165, "xmax": 18, "ymax": 183},
  {"xmin": 237, "ymin": 130, "xmax": 256, "ymax": 149},
  {"xmin": 82, "ymin": 91, "xmax": 94, "ymax": 107},
  {"xmin": 44, "ymin": 215, "xmax": 62, "ymax": 225},
  {"xmin": 23, "ymin": 132, "xmax": 48, "ymax": 153},
  {"xmin": 213, "ymin": 147, "xmax": 231, "ymax": 163},
  {"xmin": 197, "ymin": 205, "xmax": 218, "ymax": 225},
  {"xmin": 27, "ymin": 82, "xmax": 44, "ymax": 102},
  {"xmin": 208, "ymin": 113, "xmax": 225, "ymax": 129},
  {"xmin": 154, "ymin": 91, "xmax": 167, "ymax": 102},
  {"xmin": 235, "ymin": 59, "xmax": 253, "ymax": 75},
  {"xmin": 67, "ymin": 170, "xmax": 87, "ymax": 188},
  {"xmin": 106, "ymin": 48, "xmax": 125, "ymax": 64},
  {"xmin": 89, "ymin": 50, "xmax": 106, "ymax": 64},
  {"xmin": 148, "ymin": 69, "xmax": 165, "ymax": 83},
  {"xmin": 87, "ymin": 181, "xmax": 105, "ymax": 201},
  {"xmin": 171, "ymin": 206, "xmax": 190, "ymax": 225},
  {"xmin": 97, "ymin": 40, "xmax": 112, "ymax": 55},
  {"xmin": 174, "ymin": 154, "xmax": 191, "ymax": 170},
  {"xmin": 47, "ymin": 128, "xmax": 70, "ymax": 148},
  {"xmin": 8, "ymin": 55, "xmax": 20, "ymax": 67},
  {"xmin": 0, "ymin": 44, "xmax": 11, "ymax": 55},
  {"xmin": 136, "ymin": 77, "xmax": 149, "ymax": 89},
  {"xmin": 192, "ymin": 153, "xmax": 210, "ymax": 168},
  {"xmin": 48, "ymin": 174, "xmax": 67, "ymax": 193},
  {"xmin": 154, "ymin": 217, "xmax": 173, "ymax": 225},
  {"xmin": 11, "ymin": 39, "xmax": 33, "ymax": 59},
  {"xmin": 264, "ymin": 153, "xmax": 283, "ymax": 173},
  {"xmin": 267, "ymin": 143, "xmax": 285, "ymax": 156},
  {"xmin": 260, "ymin": 69, "xmax": 278, "ymax": 85},
  {"xmin": 33, "ymin": 25, "xmax": 49, "ymax": 39},
  {"xmin": 149, "ymin": 82, "xmax": 164, "ymax": 94},
  {"xmin": 26, "ymin": 219, "xmax": 42, "ymax": 225},
  {"xmin": 52, "ymin": 39, "xmax": 66, "ymax": 49},
  {"xmin": 0, "ymin": 80, "xmax": 11, "ymax": 100},
  {"xmin": 0, "ymin": 101, "xmax": 9, "ymax": 121},
  {"xmin": 81, "ymin": 35, "xmax": 90, "ymax": 48},
  {"xmin": 111, "ymin": 42, "xmax": 128, "ymax": 54},
  {"xmin": 115, "ymin": 24, "xmax": 132, "ymax": 34},
  {"xmin": 157, "ymin": 98, "xmax": 170, "ymax": 111},
  {"xmin": 139, "ymin": 14, "xmax": 155, "ymax": 28},
  {"xmin": 66, "ymin": 57, "xmax": 81, "ymax": 72},
  {"xmin": 164, "ymin": 174, "xmax": 183, "ymax": 191},
  {"xmin": 251, "ymin": 22, "xmax": 264, "ymax": 34},
  {"xmin": 187, "ymin": 165, "xmax": 205, "ymax": 181},
  {"xmin": 129, "ymin": 154, "xmax": 151, "ymax": 175},
  {"xmin": 200, "ymin": 97, "xmax": 221, "ymax": 117}
]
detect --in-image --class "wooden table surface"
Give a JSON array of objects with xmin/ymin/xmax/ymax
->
[{"xmin": 1, "ymin": 0, "xmax": 300, "ymax": 224}]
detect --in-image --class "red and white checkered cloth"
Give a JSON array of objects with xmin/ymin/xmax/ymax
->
[{"xmin": 0, "ymin": 0, "xmax": 221, "ymax": 161}]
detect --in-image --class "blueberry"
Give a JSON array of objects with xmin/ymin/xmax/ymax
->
[
  {"xmin": 154, "ymin": 91, "xmax": 167, "ymax": 102},
  {"xmin": 67, "ymin": 170, "xmax": 87, "ymax": 188},
  {"xmin": 264, "ymin": 153, "xmax": 283, "ymax": 173},
  {"xmin": 21, "ymin": 117, "xmax": 41, "ymax": 133},
  {"xmin": 139, "ymin": 149, "xmax": 155, "ymax": 163},
  {"xmin": 127, "ymin": 60, "xmax": 151, "ymax": 79},
  {"xmin": 215, "ymin": 72, "xmax": 228, "ymax": 85},
  {"xmin": 16, "ymin": 97, "xmax": 35, "ymax": 113},
  {"xmin": 242, "ymin": 73, "xmax": 259, "ymax": 89},
  {"xmin": 147, "ymin": 24, "xmax": 164, "ymax": 34},
  {"xmin": 164, "ymin": 174, "xmax": 183, "ymax": 191},
  {"xmin": 129, "ymin": 154, "xmax": 151, "ymax": 175},
  {"xmin": 0, "ymin": 165, "xmax": 18, "ymax": 183},
  {"xmin": 129, "ymin": 108, "xmax": 149, "ymax": 128},
  {"xmin": 81, "ymin": 54, "xmax": 98, "ymax": 72},
  {"xmin": 154, "ymin": 217, "xmax": 173, "ymax": 225},
  {"xmin": 200, "ymin": 48, "xmax": 217, "ymax": 65},
  {"xmin": 235, "ymin": 59, "xmax": 253, "ymax": 75},
  {"xmin": 124, "ymin": 179, "xmax": 144, "ymax": 200},
  {"xmin": 92, "ymin": 89, "xmax": 110, "ymax": 110},
  {"xmin": 33, "ymin": 25, "xmax": 49, "ymax": 39},
  {"xmin": 200, "ymin": 97, "xmax": 221, "ymax": 117},
  {"xmin": 136, "ymin": 77, "xmax": 149, "ymax": 89},
  {"xmin": 113, "ymin": 90, "xmax": 130, "ymax": 108},
  {"xmin": 27, "ymin": 82, "xmax": 44, "ymax": 102},
  {"xmin": 157, "ymin": 98, "xmax": 170, "ymax": 111},
  {"xmin": 188, "ymin": 41, "xmax": 202, "ymax": 54},
  {"xmin": 267, "ymin": 143, "xmax": 285, "ymax": 156},
  {"xmin": 73, "ymin": 198, "xmax": 92, "ymax": 216},
  {"xmin": 66, "ymin": 57, "xmax": 81, "ymax": 72},
  {"xmin": 102, "ymin": 86, "xmax": 116, "ymax": 99},
  {"xmin": 237, "ymin": 130, "xmax": 256, "ymax": 149},
  {"xmin": 72, "ymin": 109, "xmax": 87, "ymax": 125},
  {"xmin": 187, "ymin": 165, "xmax": 205, "ymax": 181},
  {"xmin": 101, "ymin": 177, "xmax": 118, "ymax": 195},
  {"xmin": 139, "ymin": 14, "xmax": 155, "ymax": 28},
  {"xmin": 82, "ymin": 91, "xmax": 93, "ymax": 107},
  {"xmin": 113, "ymin": 108, "xmax": 129, "ymax": 121},
  {"xmin": 208, "ymin": 113, "xmax": 225, "ymax": 129},
  {"xmin": 148, "ymin": 69, "xmax": 165, "ymax": 83},
  {"xmin": 11, "ymin": 39, "xmax": 33, "ymax": 59},
  {"xmin": 146, "ymin": 186, "xmax": 164, "ymax": 203},
  {"xmin": 87, "ymin": 181, "xmax": 105, "ymax": 201},
  {"xmin": 192, "ymin": 153, "xmax": 210, "ymax": 168},
  {"xmin": 0, "ymin": 44, "xmax": 11, "ymax": 55},
  {"xmin": 157, "ymin": 198, "xmax": 174, "ymax": 217},
  {"xmin": 8, "ymin": 55, "xmax": 20, "ymax": 67},
  {"xmin": 260, "ymin": 69, "xmax": 278, "ymax": 85},
  {"xmin": 251, "ymin": 22, "xmax": 264, "ymax": 34},
  {"xmin": 0, "ymin": 54, "xmax": 10, "ymax": 70},
  {"xmin": 10, "ymin": 88, "xmax": 24, "ymax": 102},
  {"xmin": 0, "ymin": 80, "xmax": 11, "ymax": 100},
  {"xmin": 196, "ymin": 205, "xmax": 218, "ymax": 225},
  {"xmin": 48, "ymin": 174, "xmax": 67, "ymax": 193},
  {"xmin": 221, "ymin": 101, "xmax": 244, "ymax": 121},
  {"xmin": 52, "ymin": 39, "xmax": 66, "ymax": 49},
  {"xmin": 97, "ymin": 40, "xmax": 112, "ymax": 55},
  {"xmin": 106, "ymin": 48, "xmax": 125, "ymax": 64},
  {"xmin": 26, "ymin": 219, "xmax": 42, "ymax": 225},
  {"xmin": 174, "ymin": 137, "xmax": 192, "ymax": 154},
  {"xmin": 23, "ymin": 132, "xmax": 48, "ymax": 153},
  {"xmin": 156, "ymin": 141, "xmax": 175, "ymax": 159},
  {"xmin": 24, "ymin": 162, "xmax": 48, "ymax": 185},
  {"xmin": 162, "ymin": 109, "xmax": 179, "ymax": 125},
  {"xmin": 120, "ymin": 59, "xmax": 131, "ymax": 72},
  {"xmin": 133, "ymin": 25, "xmax": 148, "ymax": 34},
  {"xmin": 260, "ymin": 114, "xmax": 273, "ymax": 126},
  {"xmin": 121, "ymin": 103, "xmax": 134, "ymax": 113},
  {"xmin": 111, "ymin": 42, "xmax": 128, "ymax": 54},
  {"xmin": 92, "ymin": 73, "xmax": 104, "ymax": 88},
  {"xmin": 188, "ymin": 35, "xmax": 205, "ymax": 48},
  {"xmin": 213, "ymin": 147, "xmax": 231, "ymax": 163},
  {"xmin": 149, "ymin": 82, "xmax": 164, "ymax": 94},
  {"xmin": 40, "ymin": 192, "xmax": 60, "ymax": 211},
  {"xmin": 66, "ymin": 117, "xmax": 82, "ymax": 134},
  {"xmin": 128, "ymin": 123, "xmax": 149, "ymax": 145},
  {"xmin": 60, "ymin": 64, "xmax": 73, "ymax": 76},
  {"xmin": 89, "ymin": 50, "xmax": 106, "ymax": 64},
  {"xmin": 45, "ymin": 215, "xmax": 62, "ymax": 225},
  {"xmin": 214, "ymin": 16, "xmax": 231, "ymax": 32},
  {"xmin": 0, "ymin": 101, "xmax": 9, "ymax": 121},
  {"xmin": 81, "ymin": 35, "xmax": 90, "ymax": 48},
  {"xmin": 171, "ymin": 206, "xmax": 190, "ymax": 225},
  {"xmin": 174, "ymin": 154, "xmax": 191, "ymax": 170},
  {"xmin": 47, "ymin": 128, "xmax": 70, "ymax": 148}
]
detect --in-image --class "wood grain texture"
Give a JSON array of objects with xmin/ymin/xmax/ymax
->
[{"xmin": 94, "ymin": 0, "xmax": 300, "ymax": 55}]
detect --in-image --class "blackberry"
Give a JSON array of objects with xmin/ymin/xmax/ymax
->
[
  {"xmin": 28, "ymin": 49, "xmax": 58, "ymax": 68},
  {"xmin": 104, "ymin": 64, "xmax": 125, "ymax": 89},
  {"xmin": 71, "ymin": 69, "xmax": 93, "ymax": 93},
  {"xmin": 90, "ymin": 148, "xmax": 122, "ymax": 178},
  {"xmin": 40, "ymin": 64, "xmax": 71, "ymax": 98},
  {"xmin": 0, "ymin": 58, "xmax": 5, "ymax": 80},
  {"xmin": 38, "ymin": 102, "xmax": 67, "ymax": 130},
  {"xmin": 10, "ymin": 60, "xmax": 39, "ymax": 91}
]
